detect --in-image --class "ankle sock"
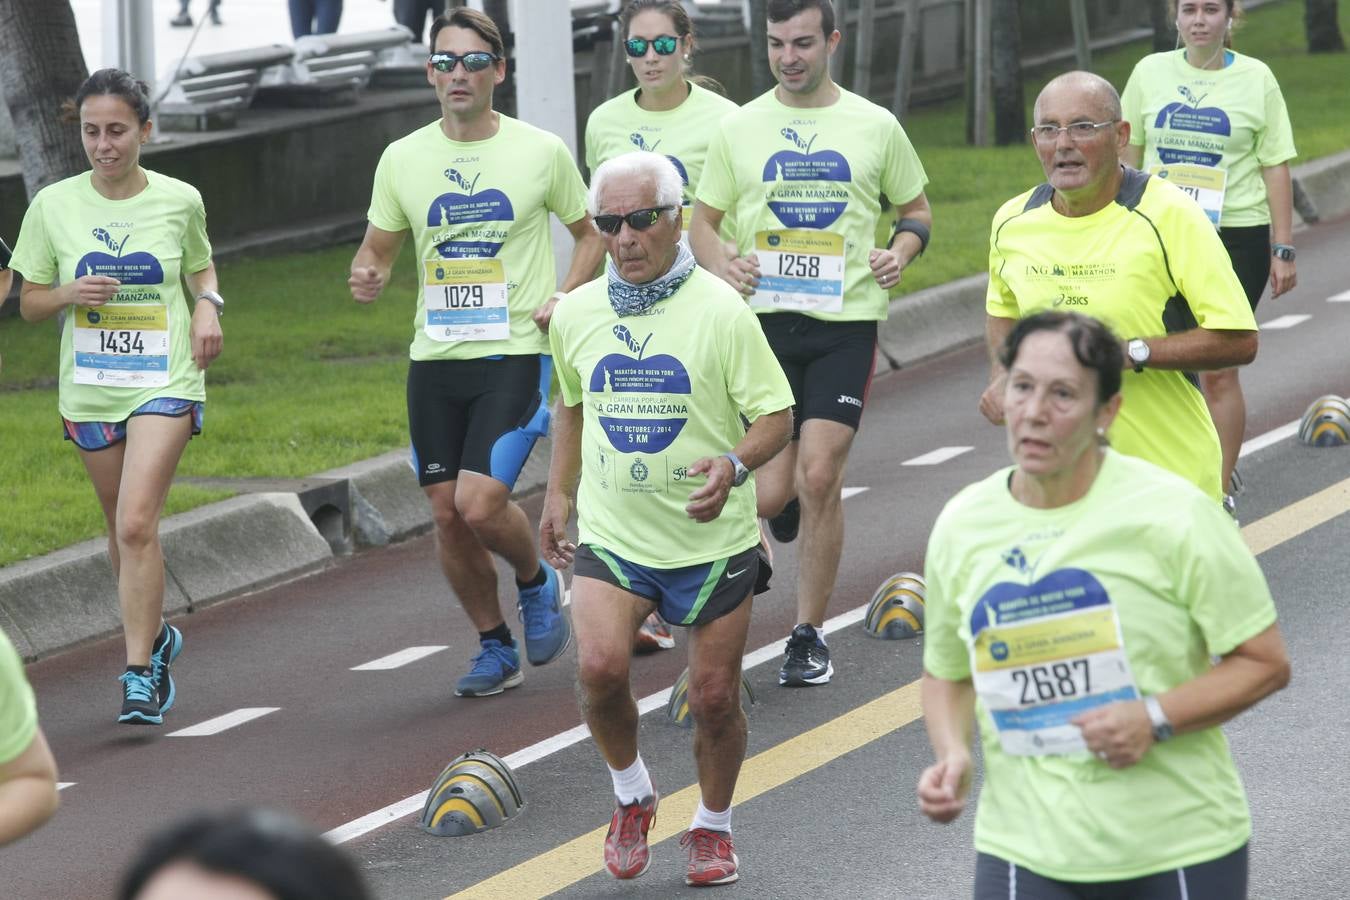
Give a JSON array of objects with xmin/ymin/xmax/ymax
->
[
  {"xmin": 516, "ymin": 566, "xmax": 547, "ymax": 590},
  {"xmin": 479, "ymin": 624, "xmax": 512, "ymax": 646},
  {"xmin": 609, "ymin": 755, "xmax": 653, "ymax": 806},
  {"xmin": 690, "ymin": 800, "xmax": 731, "ymax": 834}
]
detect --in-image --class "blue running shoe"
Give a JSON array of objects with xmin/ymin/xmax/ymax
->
[
  {"xmin": 518, "ymin": 563, "xmax": 571, "ymax": 666},
  {"xmin": 150, "ymin": 623, "xmax": 183, "ymax": 714},
  {"xmin": 118, "ymin": 670, "xmax": 163, "ymax": 725},
  {"xmin": 455, "ymin": 639, "xmax": 524, "ymax": 697}
]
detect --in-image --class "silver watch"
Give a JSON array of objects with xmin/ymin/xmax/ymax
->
[
  {"xmin": 1144, "ymin": 695, "xmax": 1173, "ymax": 743},
  {"xmin": 723, "ymin": 452, "xmax": 749, "ymax": 487},
  {"xmin": 1127, "ymin": 338, "xmax": 1150, "ymax": 373},
  {"xmin": 195, "ymin": 289, "xmax": 224, "ymax": 316}
]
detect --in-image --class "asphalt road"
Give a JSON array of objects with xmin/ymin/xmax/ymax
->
[{"xmin": 6, "ymin": 215, "xmax": 1349, "ymax": 899}]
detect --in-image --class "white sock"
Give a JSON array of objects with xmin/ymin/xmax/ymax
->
[
  {"xmin": 690, "ymin": 799, "xmax": 731, "ymax": 834},
  {"xmin": 609, "ymin": 755, "xmax": 653, "ymax": 805}
]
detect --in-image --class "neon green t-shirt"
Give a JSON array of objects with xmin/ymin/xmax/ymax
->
[
  {"xmin": 696, "ymin": 87, "xmax": 928, "ymax": 322},
  {"xmin": 0, "ymin": 628, "xmax": 38, "ymax": 766},
  {"xmin": 1121, "ymin": 50, "xmax": 1296, "ymax": 227},
  {"xmin": 924, "ymin": 450, "xmax": 1276, "ymax": 882},
  {"xmin": 987, "ymin": 169, "xmax": 1256, "ymax": 500},
  {"xmin": 549, "ymin": 267, "xmax": 794, "ymax": 568},
  {"xmin": 10, "ymin": 170, "xmax": 211, "ymax": 422},
  {"xmin": 367, "ymin": 115, "xmax": 589, "ymax": 361}
]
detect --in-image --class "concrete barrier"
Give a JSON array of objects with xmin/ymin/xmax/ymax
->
[
  {"xmin": 878, "ymin": 273, "xmax": 989, "ymax": 370},
  {"xmin": 1292, "ymin": 149, "xmax": 1350, "ymax": 225}
]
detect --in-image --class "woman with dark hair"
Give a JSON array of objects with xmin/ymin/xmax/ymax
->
[
  {"xmin": 10, "ymin": 68, "xmax": 225, "ymax": 727},
  {"xmin": 120, "ymin": 808, "xmax": 370, "ymax": 900},
  {"xmin": 1121, "ymin": 0, "xmax": 1297, "ymax": 510},
  {"xmin": 585, "ymin": 0, "xmax": 740, "ymax": 654},
  {"xmin": 918, "ymin": 311, "xmax": 1289, "ymax": 897}
]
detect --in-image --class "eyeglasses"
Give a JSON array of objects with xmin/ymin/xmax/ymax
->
[
  {"xmin": 1029, "ymin": 121, "xmax": 1118, "ymax": 143},
  {"xmin": 624, "ymin": 35, "xmax": 679, "ymax": 57},
  {"xmin": 428, "ymin": 51, "xmax": 500, "ymax": 73},
  {"xmin": 593, "ymin": 207, "xmax": 674, "ymax": 235}
]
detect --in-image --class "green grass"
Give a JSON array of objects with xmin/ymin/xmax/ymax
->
[{"xmin": 0, "ymin": 0, "xmax": 1343, "ymax": 565}]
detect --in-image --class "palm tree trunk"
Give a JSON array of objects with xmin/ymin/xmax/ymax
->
[
  {"xmin": 1305, "ymin": 0, "xmax": 1346, "ymax": 53},
  {"xmin": 991, "ymin": 0, "xmax": 1024, "ymax": 146}
]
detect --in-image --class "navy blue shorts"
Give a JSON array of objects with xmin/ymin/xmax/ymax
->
[
  {"xmin": 406, "ymin": 354, "xmax": 551, "ymax": 488},
  {"xmin": 574, "ymin": 542, "xmax": 769, "ymax": 627},
  {"xmin": 973, "ymin": 844, "xmax": 1247, "ymax": 900}
]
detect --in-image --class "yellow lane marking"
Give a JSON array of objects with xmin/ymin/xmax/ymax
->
[
  {"xmin": 447, "ymin": 476, "xmax": 1350, "ymax": 899},
  {"xmin": 447, "ymin": 681, "xmax": 923, "ymax": 899},
  {"xmin": 1242, "ymin": 476, "xmax": 1350, "ymax": 556}
]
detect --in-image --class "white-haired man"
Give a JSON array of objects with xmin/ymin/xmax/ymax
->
[{"xmin": 542, "ymin": 152, "xmax": 793, "ymax": 887}]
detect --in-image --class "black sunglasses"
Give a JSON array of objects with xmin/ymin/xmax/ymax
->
[
  {"xmin": 593, "ymin": 207, "xmax": 674, "ymax": 235},
  {"xmin": 428, "ymin": 51, "xmax": 500, "ymax": 73},
  {"xmin": 624, "ymin": 35, "xmax": 679, "ymax": 57}
]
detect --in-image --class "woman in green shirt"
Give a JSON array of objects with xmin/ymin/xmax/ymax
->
[
  {"xmin": 12, "ymin": 69, "xmax": 225, "ymax": 727},
  {"xmin": 1121, "ymin": 0, "xmax": 1297, "ymax": 509},
  {"xmin": 918, "ymin": 311, "xmax": 1289, "ymax": 897}
]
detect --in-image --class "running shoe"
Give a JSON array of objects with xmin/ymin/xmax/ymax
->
[
  {"xmin": 454, "ymin": 639, "xmax": 524, "ymax": 697},
  {"xmin": 168, "ymin": 11, "xmax": 192, "ymax": 26},
  {"xmin": 680, "ymin": 827, "xmax": 739, "ymax": 886},
  {"xmin": 118, "ymin": 670, "xmax": 163, "ymax": 725},
  {"xmin": 767, "ymin": 498, "xmax": 800, "ymax": 543},
  {"xmin": 518, "ymin": 563, "xmax": 571, "ymax": 666},
  {"xmin": 604, "ymin": 791, "xmax": 659, "ymax": 879},
  {"xmin": 150, "ymin": 623, "xmax": 183, "ymax": 714},
  {"xmin": 779, "ymin": 623, "xmax": 833, "ymax": 686},
  {"xmin": 634, "ymin": 613, "xmax": 675, "ymax": 653}
]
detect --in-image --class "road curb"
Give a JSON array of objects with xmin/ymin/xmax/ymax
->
[{"xmin": 8, "ymin": 149, "xmax": 1350, "ymax": 663}]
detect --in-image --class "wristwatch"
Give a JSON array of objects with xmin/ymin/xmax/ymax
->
[
  {"xmin": 1126, "ymin": 338, "xmax": 1150, "ymax": 373},
  {"xmin": 195, "ymin": 289, "xmax": 224, "ymax": 316},
  {"xmin": 1271, "ymin": 243, "xmax": 1296, "ymax": 261},
  {"xmin": 723, "ymin": 452, "xmax": 750, "ymax": 487},
  {"xmin": 1144, "ymin": 695, "xmax": 1173, "ymax": 743}
]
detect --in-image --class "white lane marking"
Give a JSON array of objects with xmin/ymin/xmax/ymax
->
[
  {"xmin": 1261, "ymin": 314, "xmax": 1311, "ymax": 330},
  {"xmin": 841, "ymin": 486, "xmax": 869, "ymax": 500},
  {"xmin": 1328, "ymin": 290, "xmax": 1350, "ymax": 302},
  {"xmin": 902, "ymin": 446, "xmax": 974, "ymax": 466},
  {"xmin": 351, "ymin": 646, "xmax": 448, "ymax": 671},
  {"xmin": 323, "ymin": 602, "xmax": 872, "ymax": 845},
  {"xmin": 57, "ymin": 782, "xmax": 76, "ymax": 791},
  {"xmin": 167, "ymin": 708, "xmax": 280, "ymax": 738},
  {"xmin": 1240, "ymin": 419, "xmax": 1300, "ymax": 458}
]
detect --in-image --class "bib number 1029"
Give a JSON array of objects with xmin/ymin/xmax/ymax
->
[
  {"xmin": 99, "ymin": 330, "xmax": 146, "ymax": 354},
  {"xmin": 1011, "ymin": 660, "xmax": 1091, "ymax": 705},
  {"xmin": 434, "ymin": 283, "xmax": 485, "ymax": 309},
  {"xmin": 777, "ymin": 254, "xmax": 821, "ymax": 279}
]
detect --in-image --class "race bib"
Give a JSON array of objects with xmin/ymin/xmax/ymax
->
[
  {"xmin": 752, "ymin": 229, "xmax": 844, "ymax": 313},
  {"xmin": 72, "ymin": 303, "xmax": 170, "ymax": 387},
  {"xmin": 423, "ymin": 258, "xmax": 509, "ymax": 342},
  {"xmin": 970, "ymin": 569, "xmax": 1139, "ymax": 756},
  {"xmin": 1151, "ymin": 163, "xmax": 1227, "ymax": 228}
]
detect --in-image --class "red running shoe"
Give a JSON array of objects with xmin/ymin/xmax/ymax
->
[
  {"xmin": 634, "ymin": 612, "xmax": 675, "ymax": 653},
  {"xmin": 603, "ymin": 791, "xmax": 658, "ymax": 879},
  {"xmin": 680, "ymin": 827, "xmax": 739, "ymax": 886}
]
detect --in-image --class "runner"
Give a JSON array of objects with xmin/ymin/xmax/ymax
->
[
  {"xmin": 920, "ymin": 311, "xmax": 1290, "ymax": 897},
  {"xmin": 541, "ymin": 152, "xmax": 793, "ymax": 886},
  {"xmin": 585, "ymin": 0, "xmax": 740, "ymax": 653},
  {"xmin": 690, "ymin": 0, "xmax": 932, "ymax": 686},
  {"xmin": 348, "ymin": 9, "xmax": 605, "ymax": 698},
  {"xmin": 1121, "ymin": 0, "xmax": 1297, "ymax": 510},
  {"xmin": 979, "ymin": 71, "xmax": 1257, "ymax": 503},
  {"xmin": 11, "ymin": 68, "xmax": 224, "ymax": 725},
  {"xmin": 0, "ymin": 626, "xmax": 59, "ymax": 846}
]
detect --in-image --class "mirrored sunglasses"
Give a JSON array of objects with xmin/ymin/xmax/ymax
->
[
  {"xmin": 593, "ymin": 207, "xmax": 674, "ymax": 235},
  {"xmin": 428, "ymin": 51, "xmax": 499, "ymax": 73},
  {"xmin": 624, "ymin": 35, "xmax": 679, "ymax": 57}
]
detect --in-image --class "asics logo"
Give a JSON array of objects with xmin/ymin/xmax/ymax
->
[
  {"xmin": 837, "ymin": 394, "xmax": 862, "ymax": 408},
  {"xmin": 726, "ymin": 568, "xmax": 748, "ymax": 579}
]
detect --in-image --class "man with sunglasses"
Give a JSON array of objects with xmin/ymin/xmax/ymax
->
[
  {"xmin": 690, "ymin": 0, "xmax": 933, "ymax": 689},
  {"xmin": 542, "ymin": 152, "xmax": 792, "ymax": 886},
  {"xmin": 349, "ymin": 9, "xmax": 605, "ymax": 699},
  {"xmin": 978, "ymin": 71, "xmax": 1257, "ymax": 502}
]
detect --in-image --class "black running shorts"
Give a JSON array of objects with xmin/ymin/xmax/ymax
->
[
  {"xmin": 756, "ymin": 312, "xmax": 877, "ymax": 439},
  {"xmin": 973, "ymin": 844, "xmax": 1248, "ymax": 900}
]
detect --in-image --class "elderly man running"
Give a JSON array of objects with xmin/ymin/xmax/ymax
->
[{"xmin": 542, "ymin": 152, "xmax": 793, "ymax": 887}]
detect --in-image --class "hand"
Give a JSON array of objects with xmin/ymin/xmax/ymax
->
[
  {"xmin": 67, "ymin": 274, "xmax": 120, "ymax": 308},
  {"xmin": 1269, "ymin": 257, "xmax": 1296, "ymax": 298},
  {"xmin": 533, "ymin": 294, "xmax": 562, "ymax": 333},
  {"xmin": 189, "ymin": 300, "xmax": 224, "ymax": 370},
  {"xmin": 916, "ymin": 752, "xmax": 971, "ymax": 824},
  {"xmin": 348, "ymin": 265, "xmax": 384, "ymax": 304},
  {"xmin": 1072, "ymin": 699, "xmax": 1154, "ymax": 769},
  {"xmin": 540, "ymin": 492, "xmax": 576, "ymax": 569},
  {"xmin": 978, "ymin": 372, "xmax": 1007, "ymax": 425},
  {"xmin": 869, "ymin": 247, "xmax": 903, "ymax": 291},
  {"xmin": 684, "ymin": 455, "xmax": 734, "ymax": 522},
  {"xmin": 722, "ymin": 254, "xmax": 761, "ymax": 298}
]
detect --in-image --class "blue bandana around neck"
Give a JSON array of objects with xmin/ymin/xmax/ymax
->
[{"xmin": 606, "ymin": 242, "xmax": 696, "ymax": 317}]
